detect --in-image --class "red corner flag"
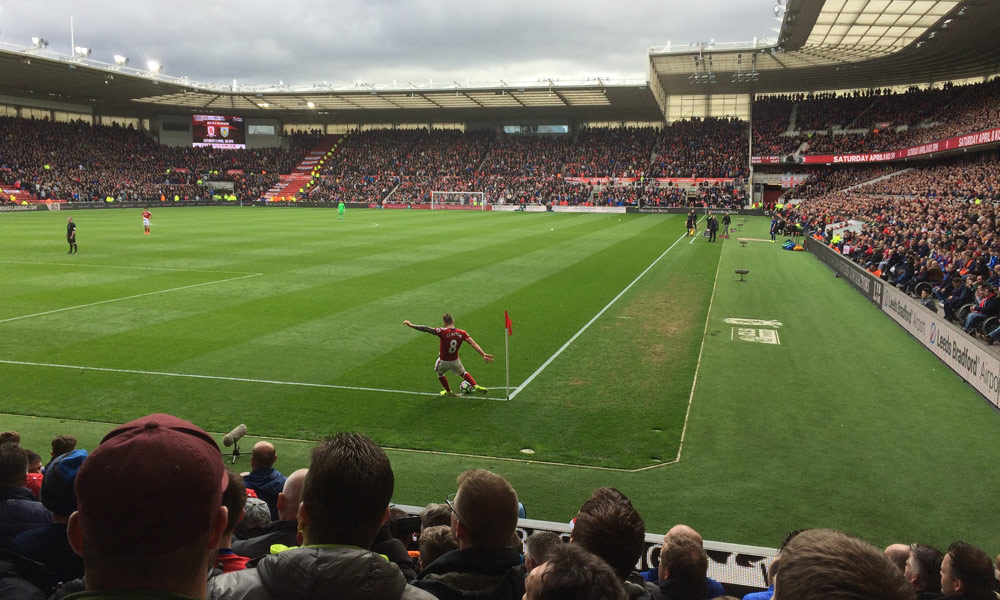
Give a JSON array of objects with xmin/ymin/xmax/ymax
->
[{"xmin": 504, "ymin": 311, "xmax": 513, "ymax": 336}]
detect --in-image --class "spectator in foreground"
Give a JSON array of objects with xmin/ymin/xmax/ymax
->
[
  {"xmin": 571, "ymin": 486, "xmax": 658, "ymax": 600},
  {"xmin": 242, "ymin": 441, "xmax": 287, "ymax": 521},
  {"xmin": 50, "ymin": 435, "xmax": 77, "ymax": 461},
  {"xmin": 524, "ymin": 543, "xmax": 627, "ymax": 600},
  {"xmin": 524, "ymin": 531, "xmax": 563, "ymax": 572},
  {"xmin": 215, "ymin": 470, "xmax": 251, "ymax": 573},
  {"xmin": 886, "ymin": 544, "xmax": 912, "ymax": 572},
  {"xmin": 0, "ymin": 442, "xmax": 51, "ymax": 550},
  {"xmin": 0, "ymin": 431, "xmax": 20, "ymax": 445},
  {"xmin": 420, "ymin": 503, "xmax": 453, "ymax": 531},
  {"xmin": 644, "ymin": 524, "xmax": 726, "ymax": 598},
  {"xmin": 211, "ymin": 432, "xmax": 434, "ymax": 599},
  {"xmin": 413, "ymin": 469, "xmax": 524, "ymax": 600},
  {"xmin": 11, "ymin": 449, "xmax": 87, "ymax": 592},
  {"xmin": 940, "ymin": 541, "xmax": 996, "ymax": 600},
  {"xmin": 657, "ymin": 534, "xmax": 709, "ymax": 600},
  {"xmin": 24, "ymin": 449, "xmax": 43, "ymax": 499},
  {"xmin": 66, "ymin": 413, "xmax": 229, "ymax": 599},
  {"xmin": 232, "ymin": 467, "xmax": 306, "ymax": 560},
  {"xmin": 418, "ymin": 525, "xmax": 459, "ymax": 572},
  {"xmin": 904, "ymin": 544, "xmax": 943, "ymax": 600},
  {"xmin": 773, "ymin": 529, "xmax": 913, "ymax": 600}
]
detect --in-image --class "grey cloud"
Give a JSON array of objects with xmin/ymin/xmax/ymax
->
[{"xmin": 0, "ymin": 0, "xmax": 778, "ymax": 86}]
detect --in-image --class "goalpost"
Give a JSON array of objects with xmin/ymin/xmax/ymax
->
[{"xmin": 430, "ymin": 191, "xmax": 488, "ymax": 210}]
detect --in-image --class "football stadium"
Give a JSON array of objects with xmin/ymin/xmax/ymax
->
[{"xmin": 3, "ymin": 1, "xmax": 1000, "ymax": 597}]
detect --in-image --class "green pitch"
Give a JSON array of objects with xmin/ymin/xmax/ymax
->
[{"xmin": 1, "ymin": 207, "xmax": 998, "ymax": 552}]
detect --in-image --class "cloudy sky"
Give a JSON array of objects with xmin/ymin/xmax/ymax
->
[{"xmin": 0, "ymin": 1, "xmax": 780, "ymax": 87}]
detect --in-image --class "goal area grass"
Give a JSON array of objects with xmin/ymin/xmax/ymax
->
[{"xmin": 2, "ymin": 206, "xmax": 998, "ymax": 551}]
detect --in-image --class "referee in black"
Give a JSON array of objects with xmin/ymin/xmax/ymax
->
[{"xmin": 66, "ymin": 217, "xmax": 77, "ymax": 254}]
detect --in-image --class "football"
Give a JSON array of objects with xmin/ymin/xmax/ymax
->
[{"xmin": 460, "ymin": 380, "xmax": 474, "ymax": 394}]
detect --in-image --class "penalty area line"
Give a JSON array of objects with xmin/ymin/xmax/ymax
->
[
  {"xmin": 509, "ymin": 216, "xmax": 702, "ymax": 401},
  {"xmin": 0, "ymin": 359, "xmax": 444, "ymax": 398},
  {"xmin": 0, "ymin": 273, "xmax": 263, "ymax": 325}
]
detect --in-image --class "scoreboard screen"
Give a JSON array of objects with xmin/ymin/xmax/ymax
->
[{"xmin": 192, "ymin": 115, "xmax": 246, "ymax": 149}]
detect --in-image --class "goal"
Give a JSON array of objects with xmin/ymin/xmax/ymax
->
[{"xmin": 430, "ymin": 191, "xmax": 488, "ymax": 210}]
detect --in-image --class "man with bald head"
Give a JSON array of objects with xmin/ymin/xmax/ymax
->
[
  {"xmin": 242, "ymin": 441, "xmax": 287, "ymax": 520},
  {"xmin": 643, "ymin": 525, "xmax": 726, "ymax": 598},
  {"xmin": 233, "ymin": 468, "xmax": 306, "ymax": 560}
]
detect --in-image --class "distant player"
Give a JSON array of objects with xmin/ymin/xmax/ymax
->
[
  {"xmin": 338, "ymin": 200, "xmax": 346, "ymax": 221},
  {"xmin": 685, "ymin": 210, "xmax": 697, "ymax": 237},
  {"xmin": 66, "ymin": 217, "xmax": 77, "ymax": 254},
  {"xmin": 403, "ymin": 313, "xmax": 494, "ymax": 397},
  {"xmin": 142, "ymin": 208, "xmax": 152, "ymax": 235},
  {"xmin": 770, "ymin": 215, "xmax": 778, "ymax": 242}
]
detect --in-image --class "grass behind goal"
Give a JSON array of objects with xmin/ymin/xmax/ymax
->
[{"xmin": 2, "ymin": 207, "xmax": 1000, "ymax": 551}]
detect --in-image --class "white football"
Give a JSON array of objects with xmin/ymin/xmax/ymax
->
[{"xmin": 460, "ymin": 380, "xmax": 474, "ymax": 394}]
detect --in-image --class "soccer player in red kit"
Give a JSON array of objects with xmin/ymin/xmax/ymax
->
[
  {"xmin": 404, "ymin": 313, "xmax": 494, "ymax": 396},
  {"xmin": 142, "ymin": 209, "xmax": 152, "ymax": 235}
]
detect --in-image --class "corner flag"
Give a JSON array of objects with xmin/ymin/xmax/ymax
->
[{"xmin": 504, "ymin": 311, "xmax": 513, "ymax": 399}]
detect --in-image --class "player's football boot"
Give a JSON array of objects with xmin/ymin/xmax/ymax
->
[
  {"xmin": 474, "ymin": 385, "xmax": 489, "ymax": 395},
  {"xmin": 440, "ymin": 390, "xmax": 458, "ymax": 397}
]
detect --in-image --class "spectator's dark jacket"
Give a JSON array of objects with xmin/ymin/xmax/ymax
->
[
  {"xmin": 971, "ymin": 294, "xmax": 1000, "ymax": 316},
  {"xmin": 242, "ymin": 468, "xmax": 286, "ymax": 521},
  {"xmin": 210, "ymin": 546, "xmax": 434, "ymax": 600},
  {"xmin": 232, "ymin": 520, "xmax": 297, "ymax": 561},
  {"xmin": 0, "ymin": 487, "xmax": 51, "ymax": 550},
  {"xmin": 413, "ymin": 547, "xmax": 524, "ymax": 600}
]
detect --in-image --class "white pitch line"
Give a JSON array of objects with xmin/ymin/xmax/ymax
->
[
  {"xmin": 0, "ymin": 273, "xmax": 262, "ymax": 324},
  {"xmin": 0, "ymin": 409, "xmax": 664, "ymax": 472},
  {"xmin": 0, "ymin": 259, "xmax": 253, "ymax": 275},
  {"xmin": 630, "ymin": 232, "xmax": 727, "ymax": 473},
  {"xmin": 509, "ymin": 216, "xmax": 702, "ymax": 401},
  {"xmin": 0, "ymin": 359, "xmax": 443, "ymax": 398}
]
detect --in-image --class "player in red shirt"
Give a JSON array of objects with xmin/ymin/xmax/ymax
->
[
  {"xmin": 404, "ymin": 313, "xmax": 494, "ymax": 396},
  {"xmin": 142, "ymin": 209, "xmax": 152, "ymax": 235}
]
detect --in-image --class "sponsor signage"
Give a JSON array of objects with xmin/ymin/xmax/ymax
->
[
  {"xmin": 809, "ymin": 236, "xmax": 1000, "ymax": 408},
  {"xmin": 805, "ymin": 237, "xmax": 882, "ymax": 306},
  {"xmin": 565, "ymin": 177, "xmax": 740, "ymax": 185},
  {"xmin": 881, "ymin": 285, "xmax": 1000, "ymax": 408},
  {"xmin": 752, "ymin": 124, "xmax": 1000, "ymax": 165}
]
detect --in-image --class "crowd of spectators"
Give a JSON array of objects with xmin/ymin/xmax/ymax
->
[
  {"xmin": 782, "ymin": 165, "xmax": 896, "ymax": 200},
  {"xmin": 777, "ymin": 156, "xmax": 1000, "ymax": 341},
  {"xmin": 755, "ymin": 78, "xmax": 1000, "ymax": 157},
  {"xmin": 305, "ymin": 123, "xmax": 751, "ymax": 206},
  {"xmin": 0, "ymin": 118, "xmax": 316, "ymax": 203},
  {"xmin": 2, "ymin": 419, "xmax": 995, "ymax": 600},
  {"xmin": 751, "ymin": 97, "xmax": 801, "ymax": 156}
]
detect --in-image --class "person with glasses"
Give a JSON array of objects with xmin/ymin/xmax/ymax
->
[{"xmin": 413, "ymin": 469, "xmax": 524, "ymax": 600}]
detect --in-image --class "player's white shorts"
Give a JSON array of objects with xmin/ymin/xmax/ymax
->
[
  {"xmin": 434, "ymin": 358, "xmax": 467, "ymax": 376},
  {"xmin": 143, "ymin": 218, "xmax": 150, "ymax": 227}
]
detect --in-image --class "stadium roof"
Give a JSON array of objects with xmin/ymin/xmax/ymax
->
[
  {"xmin": 0, "ymin": 43, "xmax": 663, "ymax": 124},
  {"xmin": 0, "ymin": 0, "xmax": 997, "ymax": 124},
  {"xmin": 650, "ymin": 0, "xmax": 1000, "ymax": 96}
]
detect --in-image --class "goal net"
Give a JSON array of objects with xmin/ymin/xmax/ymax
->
[{"xmin": 430, "ymin": 191, "xmax": 487, "ymax": 210}]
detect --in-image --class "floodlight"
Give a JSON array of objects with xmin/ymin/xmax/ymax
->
[
  {"xmin": 306, "ymin": 101, "xmax": 315, "ymax": 108},
  {"xmin": 31, "ymin": 37, "xmax": 49, "ymax": 48},
  {"xmin": 147, "ymin": 60, "xmax": 162, "ymax": 73},
  {"xmin": 74, "ymin": 46, "xmax": 91, "ymax": 58},
  {"xmin": 113, "ymin": 55, "xmax": 128, "ymax": 66}
]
